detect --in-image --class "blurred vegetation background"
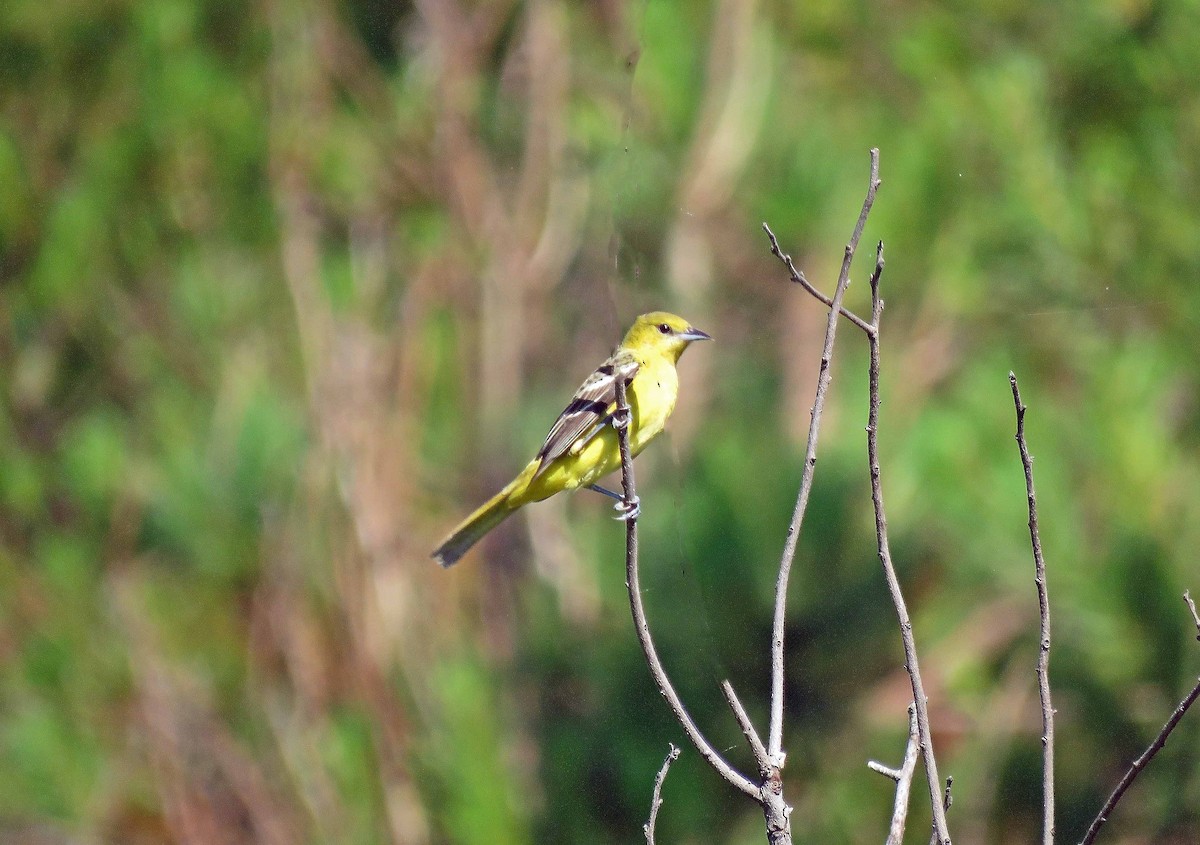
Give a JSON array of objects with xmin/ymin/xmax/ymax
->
[{"xmin": 3, "ymin": 0, "xmax": 1200, "ymax": 842}]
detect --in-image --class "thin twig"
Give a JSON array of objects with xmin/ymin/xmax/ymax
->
[
  {"xmin": 767, "ymin": 148, "xmax": 882, "ymax": 764},
  {"xmin": 644, "ymin": 743, "xmax": 680, "ymax": 845},
  {"xmin": 864, "ymin": 240, "xmax": 952, "ymax": 845},
  {"xmin": 1078, "ymin": 676, "xmax": 1200, "ymax": 845},
  {"xmin": 1184, "ymin": 591, "xmax": 1200, "ymax": 640},
  {"xmin": 868, "ymin": 761, "xmax": 902, "ymax": 779},
  {"xmin": 926, "ymin": 778, "xmax": 954, "ymax": 845},
  {"xmin": 1010, "ymin": 372, "xmax": 1056, "ymax": 845},
  {"xmin": 613, "ymin": 375, "xmax": 760, "ymax": 801},
  {"xmin": 762, "ymin": 223, "xmax": 872, "ymax": 333},
  {"xmin": 722, "ymin": 680, "xmax": 772, "ymax": 779},
  {"xmin": 867, "ymin": 704, "xmax": 921, "ymax": 845}
]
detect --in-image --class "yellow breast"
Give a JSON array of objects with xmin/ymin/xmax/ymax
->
[{"xmin": 627, "ymin": 355, "xmax": 679, "ymax": 456}]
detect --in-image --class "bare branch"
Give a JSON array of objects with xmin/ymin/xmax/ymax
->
[
  {"xmin": 1184, "ymin": 591, "xmax": 1200, "ymax": 640},
  {"xmin": 864, "ymin": 239, "xmax": 951, "ymax": 845},
  {"xmin": 1079, "ymin": 591, "xmax": 1200, "ymax": 845},
  {"xmin": 1010, "ymin": 372, "xmax": 1056, "ymax": 845},
  {"xmin": 868, "ymin": 705, "xmax": 921, "ymax": 845},
  {"xmin": 722, "ymin": 680, "xmax": 772, "ymax": 779},
  {"xmin": 766, "ymin": 148, "xmax": 882, "ymax": 764},
  {"xmin": 924, "ymin": 778, "xmax": 955, "ymax": 845},
  {"xmin": 612, "ymin": 375, "xmax": 760, "ymax": 801},
  {"xmin": 1079, "ymin": 676, "xmax": 1200, "ymax": 844},
  {"xmin": 762, "ymin": 223, "xmax": 872, "ymax": 333},
  {"xmin": 868, "ymin": 761, "xmax": 902, "ymax": 780},
  {"xmin": 644, "ymin": 744, "xmax": 680, "ymax": 845}
]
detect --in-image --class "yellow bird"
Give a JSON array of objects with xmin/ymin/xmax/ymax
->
[{"xmin": 433, "ymin": 311, "xmax": 712, "ymax": 567}]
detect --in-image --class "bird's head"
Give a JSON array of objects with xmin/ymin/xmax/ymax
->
[{"xmin": 623, "ymin": 311, "xmax": 712, "ymax": 362}]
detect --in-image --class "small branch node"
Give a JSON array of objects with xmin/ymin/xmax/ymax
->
[
  {"xmin": 869, "ymin": 761, "xmax": 902, "ymax": 781},
  {"xmin": 878, "ymin": 704, "xmax": 921, "ymax": 845}
]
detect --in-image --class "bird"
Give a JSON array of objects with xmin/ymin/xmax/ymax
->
[{"xmin": 432, "ymin": 311, "xmax": 712, "ymax": 567}]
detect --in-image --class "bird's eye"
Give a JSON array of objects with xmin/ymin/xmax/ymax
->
[{"xmin": 658, "ymin": 323, "xmax": 671, "ymax": 334}]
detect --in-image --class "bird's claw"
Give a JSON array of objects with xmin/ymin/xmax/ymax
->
[
  {"xmin": 611, "ymin": 407, "xmax": 632, "ymax": 431},
  {"xmin": 613, "ymin": 496, "xmax": 641, "ymax": 521}
]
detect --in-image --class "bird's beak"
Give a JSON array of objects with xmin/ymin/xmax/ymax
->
[{"xmin": 679, "ymin": 326, "xmax": 712, "ymax": 342}]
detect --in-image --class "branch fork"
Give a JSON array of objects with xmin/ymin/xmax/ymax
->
[{"xmin": 868, "ymin": 705, "xmax": 921, "ymax": 845}]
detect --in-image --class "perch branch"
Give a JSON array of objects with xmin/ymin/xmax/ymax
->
[
  {"xmin": 766, "ymin": 148, "xmax": 881, "ymax": 763},
  {"xmin": 613, "ymin": 375, "xmax": 760, "ymax": 801},
  {"xmin": 644, "ymin": 743, "xmax": 680, "ymax": 845},
  {"xmin": 864, "ymin": 241, "xmax": 952, "ymax": 845},
  {"xmin": 1010, "ymin": 372, "xmax": 1056, "ymax": 845}
]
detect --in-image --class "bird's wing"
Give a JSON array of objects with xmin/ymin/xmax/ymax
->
[{"xmin": 533, "ymin": 350, "xmax": 639, "ymax": 478}]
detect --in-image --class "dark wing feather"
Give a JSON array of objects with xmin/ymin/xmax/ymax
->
[{"xmin": 533, "ymin": 351, "xmax": 639, "ymax": 478}]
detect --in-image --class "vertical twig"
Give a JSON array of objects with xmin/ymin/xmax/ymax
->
[
  {"xmin": 765, "ymin": 148, "xmax": 882, "ymax": 764},
  {"xmin": 864, "ymin": 242, "xmax": 952, "ymax": 845},
  {"xmin": 644, "ymin": 744, "xmax": 680, "ymax": 845},
  {"xmin": 1010, "ymin": 373, "xmax": 1056, "ymax": 845},
  {"xmin": 868, "ymin": 704, "xmax": 921, "ymax": 845},
  {"xmin": 612, "ymin": 375, "xmax": 760, "ymax": 802}
]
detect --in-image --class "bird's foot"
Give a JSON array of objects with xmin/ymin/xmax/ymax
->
[
  {"xmin": 611, "ymin": 406, "xmax": 632, "ymax": 431},
  {"xmin": 613, "ymin": 495, "xmax": 641, "ymax": 521}
]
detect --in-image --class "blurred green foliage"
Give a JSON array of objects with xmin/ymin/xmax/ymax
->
[{"xmin": 3, "ymin": 0, "xmax": 1200, "ymax": 842}]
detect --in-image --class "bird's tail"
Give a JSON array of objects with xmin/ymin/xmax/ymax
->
[{"xmin": 431, "ymin": 480, "xmax": 522, "ymax": 568}]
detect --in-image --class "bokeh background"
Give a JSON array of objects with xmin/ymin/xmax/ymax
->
[{"xmin": 4, "ymin": 0, "xmax": 1200, "ymax": 842}]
